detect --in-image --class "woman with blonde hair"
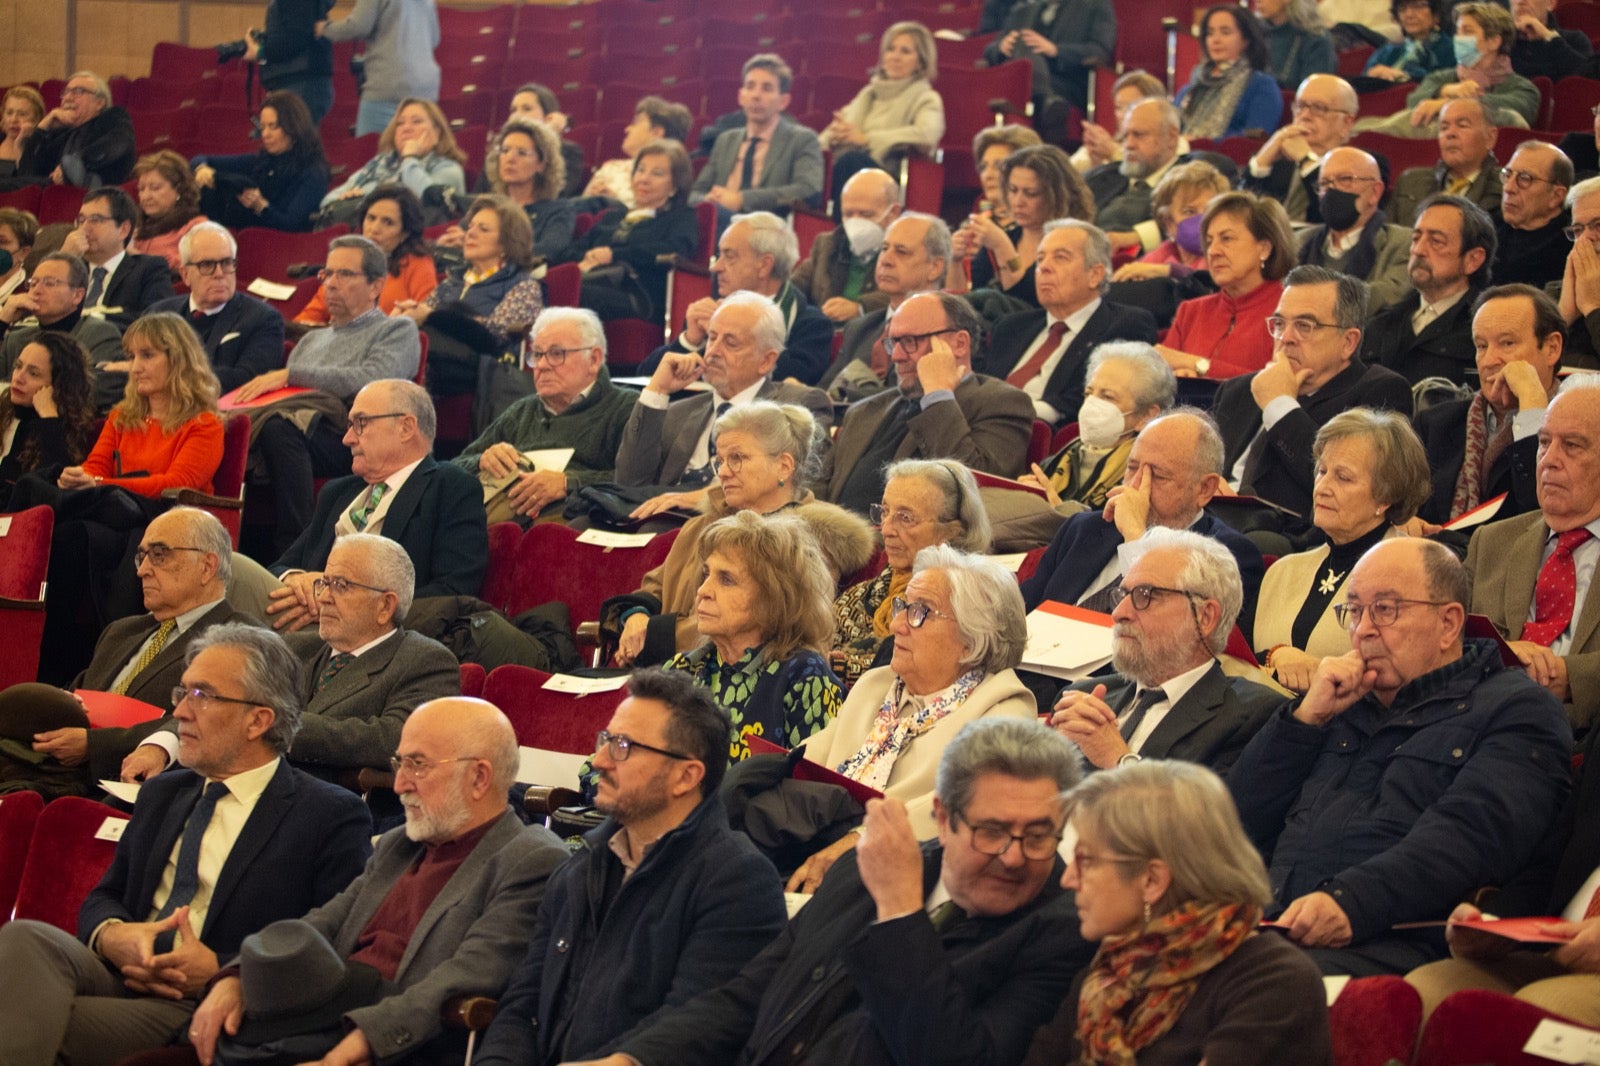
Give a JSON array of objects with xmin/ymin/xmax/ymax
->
[
  {"xmin": 664, "ymin": 509, "xmax": 844, "ymax": 763},
  {"xmin": 450, "ymin": 117, "xmax": 574, "ymax": 261},
  {"xmin": 1023, "ymin": 760, "xmax": 1332, "ymax": 1065},
  {"xmin": 128, "ymin": 150, "xmax": 207, "ymax": 271},
  {"xmin": 320, "ymin": 98, "xmax": 468, "ymax": 207},
  {"xmin": 0, "ymin": 86, "xmax": 45, "ymax": 177},
  {"xmin": 820, "ymin": 20, "xmax": 945, "ymax": 201}
]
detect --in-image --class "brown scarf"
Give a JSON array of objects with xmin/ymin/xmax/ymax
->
[
  {"xmin": 1455, "ymin": 52, "xmax": 1514, "ymax": 93},
  {"xmin": 1449, "ymin": 391, "xmax": 1514, "ymax": 519},
  {"xmin": 871, "ymin": 569, "xmax": 913, "ymax": 638},
  {"xmin": 1076, "ymin": 900, "xmax": 1261, "ymax": 1065}
]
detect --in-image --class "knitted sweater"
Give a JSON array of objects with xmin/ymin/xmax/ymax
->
[
  {"xmin": 82, "ymin": 410, "xmax": 224, "ymax": 496},
  {"xmin": 286, "ymin": 307, "xmax": 421, "ymax": 399},
  {"xmin": 453, "ymin": 370, "xmax": 637, "ymax": 488},
  {"xmin": 322, "ymin": 151, "xmax": 466, "ymax": 207},
  {"xmin": 319, "ymin": 0, "xmax": 440, "ymax": 104},
  {"xmin": 822, "ymin": 76, "xmax": 946, "ymax": 163}
]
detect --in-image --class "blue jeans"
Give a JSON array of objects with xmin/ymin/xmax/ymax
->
[
  {"xmin": 355, "ymin": 98, "xmax": 399, "ymax": 137},
  {"xmin": 269, "ymin": 75, "xmax": 334, "ymax": 126}
]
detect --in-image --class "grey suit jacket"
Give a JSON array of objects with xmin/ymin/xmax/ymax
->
[
  {"xmin": 1467, "ymin": 510, "xmax": 1600, "ymax": 731},
  {"xmin": 692, "ymin": 121, "xmax": 825, "ymax": 214},
  {"xmin": 613, "ymin": 378, "xmax": 834, "ymax": 487},
  {"xmin": 1065, "ymin": 661, "xmax": 1284, "ymax": 778},
  {"xmin": 296, "ymin": 809, "xmax": 567, "ymax": 1061},
  {"xmin": 1, "ymin": 316, "xmax": 126, "ymax": 410},
  {"xmin": 1389, "ymin": 158, "xmax": 1503, "ymax": 227},
  {"xmin": 820, "ymin": 374, "xmax": 1035, "ymax": 502}
]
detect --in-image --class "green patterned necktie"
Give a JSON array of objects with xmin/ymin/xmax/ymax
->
[{"xmin": 349, "ymin": 482, "xmax": 388, "ymax": 531}]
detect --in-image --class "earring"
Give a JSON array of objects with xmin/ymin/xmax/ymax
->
[
  {"xmin": 1143, "ymin": 900, "xmax": 1152, "ymax": 926},
  {"xmin": 778, "ymin": 478, "xmax": 785, "ymax": 487}
]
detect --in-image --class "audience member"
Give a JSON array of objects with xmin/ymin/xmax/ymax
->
[
  {"xmin": 127, "ymin": 151, "xmax": 207, "ymax": 272},
  {"xmin": 0, "ymin": 622, "xmax": 371, "ymax": 1065},
  {"xmin": 1415, "ymin": 283, "xmax": 1562, "ymax": 525},
  {"xmin": 1294, "ymin": 147, "xmax": 1412, "ymax": 311},
  {"xmin": 145, "ymin": 222, "xmax": 286, "ymax": 393},
  {"xmin": 318, "ymin": 0, "xmax": 441, "ymax": 136},
  {"xmin": 319, "ymin": 99, "xmax": 467, "ymax": 213},
  {"xmin": 821, "ymin": 292, "xmax": 1034, "ymax": 513},
  {"xmin": 504, "ymin": 82, "xmax": 587, "ymax": 197},
  {"xmin": 455, "ymin": 307, "xmax": 636, "ymax": 523},
  {"xmin": 295, "ymin": 185, "xmax": 435, "ymax": 325},
  {"xmin": 980, "ymin": 220, "xmax": 1158, "ymax": 424},
  {"xmin": 1176, "ymin": 7, "xmax": 1285, "ymax": 138},
  {"xmin": 0, "ymin": 85, "xmax": 44, "ymax": 180},
  {"xmin": 583, "ymin": 95, "xmax": 694, "ymax": 208},
  {"xmin": 1364, "ymin": 0, "xmax": 1454, "ymax": 83},
  {"xmin": 1362, "ymin": 4, "xmax": 1539, "ymax": 134},
  {"xmin": 693, "ymin": 53, "xmax": 824, "ymax": 221},
  {"xmin": 820, "ymin": 21, "xmax": 945, "ymax": 201},
  {"xmin": 1111, "ymin": 160, "xmax": 1229, "ymax": 281},
  {"xmin": 791, "ymin": 168, "xmax": 901, "ymax": 323},
  {"xmin": 0, "ymin": 252, "xmax": 123, "ymax": 392},
  {"xmin": 1213, "ymin": 267, "xmax": 1412, "ymax": 517},
  {"xmin": 969, "ymin": 123, "xmax": 1042, "ymax": 222},
  {"xmin": 1494, "ymin": 140, "xmax": 1575, "ymax": 288},
  {"xmin": 1258, "ymin": 0, "xmax": 1338, "ymax": 88},
  {"xmin": 1556, "ymin": 175, "xmax": 1600, "ymax": 366},
  {"xmin": 1242, "ymin": 74, "xmax": 1358, "ymax": 224},
  {"xmin": 1070, "ymin": 71, "xmax": 1179, "ymax": 175},
  {"xmin": 16, "ymin": 71, "xmax": 135, "ymax": 188},
  {"xmin": 62, "ymin": 186, "xmax": 176, "ymax": 333},
  {"xmin": 464, "ymin": 118, "xmax": 575, "ymax": 260},
  {"xmin": 247, "ymin": 0, "xmax": 335, "ymax": 123},
  {"xmin": 984, "ymin": 0, "xmax": 1114, "ymax": 137},
  {"xmin": 1466, "ymin": 374, "xmax": 1600, "ymax": 730},
  {"xmin": 1025, "ymin": 759, "xmax": 1332, "ymax": 1065},
  {"xmin": 0, "ymin": 205, "xmax": 36, "ymax": 300},
  {"xmin": 473, "ymin": 669, "xmax": 787, "ymax": 1065},
  {"xmin": 1507, "ymin": 0, "xmax": 1594, "ymax": 81},
  {"xmin": 1255, "ymin": 409, "xmax": 1431, "ymax": 692},
  {"xmin": 193, "ymin": 90, "xmax": 330, "ymax": 232},
  {"xmin": 1361, "ymin": 194, "xmax": 1495, "ymax": 385},
  {"xmin": 0, "ymin": 332, "xmax": 95, "ymax": 495},
  {"xmin": 1230, "ymin": 538, "xmax": 1572, "ymax": 975},
  {"xmin": 1085, "ymin": 99, "xmax": 1187, "ymax": 255},
  {"xmin": 1389, "ymin": 98, "xmax": 1502, "ymax": 226},
  {"xmin": 1050, "ymin": 527, "xmax": 1281, "ymax": 775}
]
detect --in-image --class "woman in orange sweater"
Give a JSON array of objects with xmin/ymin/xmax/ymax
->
[{"xmin": 294, "ymin": 184, "xmax": 437, "ymax": 325}]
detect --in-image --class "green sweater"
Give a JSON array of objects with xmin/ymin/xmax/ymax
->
[{"xmin": 453, "ymin": 371, "xmax": 638, "ymax": 489}]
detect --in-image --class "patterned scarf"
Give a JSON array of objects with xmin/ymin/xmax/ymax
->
[
  {"xmin": 1449, "ymin": 391, "xmax": 1514, "ymax": 518},
  {"xmin": 1076, "ymin": 901, "xmax": 1262, "ymax": 1065},
  {"xmin": 1179, "ymin": 61, "xmax": 1252, "ymax": 140},
  {"xmin": 834, "ymin": 669, "xmax": 983, "ymax": 790},
  {"xmin": 1455, "ymin": 52, "xmax": 1514, "ymax": 93},
  {"xmin": 871, "ymin": 569, "xmax": 914, "ymax": 638}
]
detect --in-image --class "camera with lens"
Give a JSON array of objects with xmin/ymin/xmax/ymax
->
[{"xmin": 215, "ymin": 28, "xmax": 264, "ymax": 64}]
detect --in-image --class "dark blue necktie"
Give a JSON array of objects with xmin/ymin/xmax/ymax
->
[
  {"xmin": 152, "ymin": 780, "xmax": 230, "ymax": 952},
  {"xmin": 707, "ymin": 401, "xmax": 734, "ymax": 461}
]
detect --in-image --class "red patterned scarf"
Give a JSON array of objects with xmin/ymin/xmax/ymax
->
[{"xmin": 1449, "ymin": 391, "xmax": 1513, "ymax": 519}]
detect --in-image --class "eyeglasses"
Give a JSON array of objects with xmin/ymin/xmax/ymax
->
[
  {"xmin": 74, "ymin": 213, "xmax": 114, "ymax": 227},
  {"xmin": 348, "ymin": 412, "xmax": 406, "ymax": 436},
  {"xmin": 870, "ymin": 504, "xmax": 932, "ymax": 528},
  {"xmin": 1070, "ymin": 847, "xmax": 1147, "ymax": 873},
  {"xmin": 134, "ymin": 544, "xmax": 205, "ymax": 568},
  {"xmin": 1333, "ymin": 598, "xmax": 1450, "ymax": 629},
  {"xmin": 318, "ymin": 268, "xmax": 367, "ymax": 282},
  {"xmin": 187, "ymin": 257, "xmax": 237, "ymax": 276},
  {"xmin": 312, "ymin": 574, "xmax": 390, "ymax": 597},
  {"xmin": 1107, "ymin": 583, "xmax": 1198, "ymax": 612},
  {"xmin": 883, "ymin": 327, "xmax": 958, "ymax": 358},
  {"xmin": 1266, "ymin": 315, "xmax": 1345, "ymax": 340},
  {"xmin": 389, "ymin": 754, "xmax": 481, "ymax": 780},
  {"xmin": 171, "ymin": 686, "xmax": 259, "ymax": 711},
  {"xmin": 1564, "ymin": 220, "xmax": 1600, "ymax": 241},
  {"xmin": 714, "ymin": 450, "xmax": 766, "ymax": 473},
  {"xmin": 594, "ymin": 729, "xmax": 692, "ymax": 762},
  {"xmin": 29, "ymin": 278, "xmax": 73, "ymax": 291},
  {"xmin": 890, "ymin": 596, "xmax": 956, "ymax": 628},
  {"xmin": 1293, "ymin": 100, "xmax": 1354, "ymax": 119},
  {"xmin": 954, "ymin": 812, "xmax": 1063, "ymax": 861},
  {"xmin": 1314, "ymin": 175, "xmax": 1377, "ymax": 194},
  {"xmin": 62, "ymin": 86, "xmax": 95, "ymax": 98},
  {"xmin": 1501, "ymin": 166, "xmax": 1562, "ymax": 191},
  {"xmin": 525, "ymin": 345, "xmax": 583, "ymax": 367}
]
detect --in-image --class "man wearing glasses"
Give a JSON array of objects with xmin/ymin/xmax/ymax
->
[
  {"xmin": 61, "ymin": 185, "xmax": 174, "ymax": 333},
  {"xmin": 473, "ymin": 668, "xmax": 787, "ymax": 1066},
  {"xmin": 1212, "ymin": 266, "xmax": 1411, "ymax": 518},
  {"xmin": 1229, "ymin": 537, "xmax": 1572, "ymax": 977},
  {"xmin": 145, "ymin": 222, "xmax": 284, "ymax": 392},
  {"xmin": 14, "ymin": 71, "xmax": 135, "ymax": 189},
  {"xmin": 1049, "ymin": 527, "xmax": 1281, "ymax": 777},
  {"xmin": 589, "ymin": 717, "xmax": 1091, "ymax": 1066},
  {"xmin": 1494, "ymin": 140, "xmax": 1575, "ymax": 289},
  {"xmin": 1244, "ymin": 74, "xmax": 1361, "ymax": 225},
  {"xmin": 454, "ymin": 307, "xmax": 637, "ymax": 523},
  {"xmin": 1553, "ymin": 174, "xmax": 1600, "ymax": 367},
  {"xmin": 0, "ymin": 251, "xmax": 122, "ymax": 391},
  {"xmin": 1293, "ymin": 146, "xmax": 1413, "ymax": 312}
]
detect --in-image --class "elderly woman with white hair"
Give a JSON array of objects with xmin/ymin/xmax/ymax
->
[
  {"xmin": 789, "ymin": 544, "xmax": 1035, "ymax": 892},
  {"xmin": 832, "ymin": 458, "xmax": 992, "ymax": 686}
]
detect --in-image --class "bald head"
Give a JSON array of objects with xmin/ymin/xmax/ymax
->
[
  {"xmin": 1438, "ymin": 99, "xmax": 1497, "ymax": 176},
  {"xmin": 1319, "ymin": 147, "xmax": 1384, "ymax": 230},
  {"xmin": 840, "ymin": 168, "xmax": 902, "ymax": 221},
  {"xmin": 395, "ymin": 698, "xmax": 521, "ymax": 842},
  {"xmin": 1294, "ymin": 75, "xmax": 1358, "ymax": 154}
]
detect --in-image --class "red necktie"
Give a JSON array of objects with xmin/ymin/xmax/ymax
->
[
  {"xmin": 1584, "ymin": 881, "xmax": 1600, "ymax": 921},
  {"xmin": 1522, "ymin": 528, "xmax": 1594, "ymax": 646},
  {"xmin": 1007, "ymin": 321, "xmax": 1069, "ymax": 388}
]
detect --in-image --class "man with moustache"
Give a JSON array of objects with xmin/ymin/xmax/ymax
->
[{"xmin": 1086, "ymin": 99, "xmax": 1185, "ymax": 255}]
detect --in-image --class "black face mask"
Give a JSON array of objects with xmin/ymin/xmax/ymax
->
[{"xmin": 1320, "ymin": 188, "xmax": 1363, "ymax": 232}]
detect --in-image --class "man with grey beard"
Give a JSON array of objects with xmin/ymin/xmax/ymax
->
[
  {"xmin": 185, "ymin": 697, "xmax": 568, "ymax": 1066},
  {"xmin": 1046, "ymin": 526, "xmax": 1282, "ymax": 776},
  {"xmin": 1085, "ymin": 98, "xmax": 1184, "ymax": 256}
]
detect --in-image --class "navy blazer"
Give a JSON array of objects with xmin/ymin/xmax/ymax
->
[
  {"xmin": 1413, "ymin": 396, "xmax": 1540, "ymax": 526},
  {"xmin": 77, "ymin": 760, "xmax": 371, "ymax": 959},
  {"xmin": 977, "ymin": 301, "xmax": 1160, "ymax": 425},
  {"xmin": 96, "ymin": 253, "xmax": 176, "ymax": 332},
  {"xmin": 148, "ymin": 293, "xmax": 286, "ymax": 392},
  {"xmin": 1020, "ymin": 509, "xmax": 1265, "ymax": 636},
  {"xmin": 1358, "ymin": 287, "xmax": 1479, "ymax": 388},
  {"xmin": 639, "ymin": 294, "xmax": 837, "ymax": 386},
  {"xmin": 271, "ymin": 455, "xmax": 489, "ymax": 598}
]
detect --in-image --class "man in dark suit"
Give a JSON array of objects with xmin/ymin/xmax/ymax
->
[
  {"xmin": 1389, "ymin": 99, "xmax": 1503, "ymax": 226},
  {"xmin": 1212, "ymin": 266, "xmax": 1412, "ymax": 517},
  {"xmin": 1242, "ymin": 74, "xmax": 1359, "ymax": 225},
  {"xmin": 146, "ymin": 222, "xmax": 285, "ymax": 392},
  {"xmin": 1554, "ymin": 175, "xmax": 1600, "ymax": 369},
  {"xmin": 638, "ymin": 211, "xmax": 834, "ymax": 385},
  {"xmin": 0, "ymin": 507, "xmax": 256, "ymax": 793},
  {"xmin": 1020, "ymin": 410, "xmax": 1266, "ymax": 634},
  {"xmin": 1047, "ymin": 527, "xmax": 1281, "ymax": 776},
  {"xmin": 604, "ymin": 717, "xmax": 1093, "ymax": 1066},
  {"xmin": 616, "ymin": 292, "xmax": 832, "ymax": 489},
  {"xmin": 692, "ymin": 53, "xmax": 824, "ymax": 221},
  {"xmin": 0, "ymin": 251, "xmax": 128, "ymax": 410},
  {"xmin": 1494, "ymin": 141, "xmax": 1574, "ymax": 290},
  {"xmin": 186, "ymin": 697, "xmax": 568, "ymax": 1065},
  {"xmin": 62, "ymin": 185, "xmax": 175, "ymax": 333},
  {"xmin": 15, "ymin": 71, "xmax": 135, "ymax": 189},
  {"xmin": 0, "ymin": 622, "xmax": 371, "ymax": 1065},
  {"xmin": 1084, "ymin": 100, "xmax": 1183, "ymax": 257},
  {"xmin": 259, "ymin": 379, "xmax": 489, "ymax": 631},
  {"xmin": 984, "ymin": 0, "xmax": 1114, "ymax": 127},
  {"xmin": 822, "ymin": 292, "xmax": 1034, "ymax": 513},
  {"xmin": 1414, "ymin": 283, "xmax": 1561, "ymax": 526},
  {"xmin": 1361, "ymin": 194, "xmax": 1495, "ymax": 387},
  {"xmin": 1509, "ymin": 0, "xmax": 1595, "ymax": 80},
  {"xmin": 978, "ymin": 219, "xmax": 1158, "ymax": 425}
]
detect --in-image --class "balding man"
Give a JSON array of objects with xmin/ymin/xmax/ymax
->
[
  {"xmin": 1466, "ymin": 375, "xmax": 1600, "ymax": 731},
  {"xmin": 1244, "ymin": 74, "xmax": 1361, "ymax": 224},
  {"xmin": 1294, "ymin": 146, "xmax": 1412, "ymax": 311},
  {"xmin": 1494, "ymin": 141, "xmax": 1575, "ymax": 289},
  {"xmin": 1230, "ymin": 538, "xmax": 1572, "ymax": 976},
  {"xmin": 640, "ymin": 211, "xmax": 834, "ymax": 385},
  {"xmin": 17, "ymin": 71, "xmax": 135, "ymax": 188},
  {"xmin": 1390, "ymin": 98, "xmax": 1503, "ymax": 227},
  {"xmin": 820, "ymin": 212, "xmax": 952, "ymax": 400},
  {"xmin": 1085, "ymin": 99, "xmax": 1185, "ymax": 254},
  {"xmin": 455, "ymin": 307, "xmax": 637, "ymax": 523},
  {"xmin": 259, "ymin": 379, "xmax": 488, "ymax": 632},
  {"xmin": 791, "ymin": 168, "xmax": 901, "ymax": 322},
  {"xmin": 1555, "ymin": 175, "xmax": 1600, "ymax": 368},
  {"xmin": 617, "ymin": 291, "xmax": 832, "ymax": 490},
  {"xmin": 184, "ymin": 698, "xmax": 567, "ymax": 1066}
]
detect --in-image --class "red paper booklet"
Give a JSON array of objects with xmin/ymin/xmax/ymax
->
[
  {"xmin": 1392, "ymin": 916, "xmax": 1574, "ymax": 945},
  {"xmin": 75, "ymin": 690, "xmax": 166, "ymax": 728},
  {"xmin": 747, "ymin": 735, "xmax": 885, "ymax": 806},
  {"xmin": 219, "ymin": 385, "xmax": 313, "ymax": 411}
]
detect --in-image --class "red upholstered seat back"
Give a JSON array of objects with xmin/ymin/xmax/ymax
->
[
  {"xmin": 0, "ymin": 506, "xmax": 54, "ymax": 689},
  {"xmin": 0, "ymin": 790, "xmax": 45, "ymax": 930},
  {"xmin": 1416, "ymin": 988, "xmax": 1599, "ymax": 1066},
  {"xmin": 1329, "ymin": 975, "xmax": 1423, "ymax": 1066},
  {"xmin": 482, "ymin": 664, "xmax": 625, "ymax": 754},
  {"xmin": 13, "ymin": 797, "xmax": 128, "ymax": 934},
  {"xmin": 459, "ymin": 662, "xmax": 487, "ymax": 699},
  {"xmin": 506, "ymin": 524, "xmax": 679, "ymax": 630}
]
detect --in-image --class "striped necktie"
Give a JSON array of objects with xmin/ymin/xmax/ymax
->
[{"xmin": 114, "ymin": 619, "xmax": 177, "ymax": 696}]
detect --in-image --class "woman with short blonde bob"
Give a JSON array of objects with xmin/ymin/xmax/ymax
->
[
  {"xmin": 1024, "ymin": 760, "xmax": 1332, "ymax": 1066},
  {"xmin": 664, "ymin": 509, "xmax": 844, "ymax": 763},
  {"xmin": 321, "ymin": 98, "xmax": 468, "ymax": 206}
]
